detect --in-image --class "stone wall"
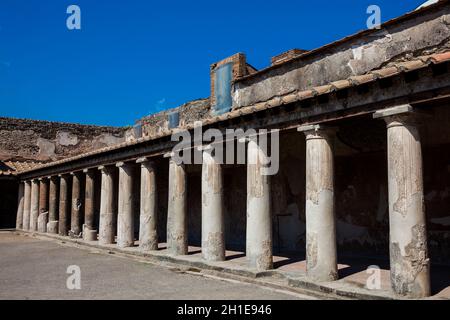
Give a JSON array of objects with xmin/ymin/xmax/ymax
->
[
  {"xmin": 0, "ymin": 117, "xmax": 126, "ymax": 163},
  {"xmin": 140, "ymin": 99, "xmax": 210, "ymax": 138}
]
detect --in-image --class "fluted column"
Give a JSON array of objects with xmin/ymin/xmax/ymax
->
[
  {"xmin": 22, "ymin": 181, "xmax": 31, "ymax": 230},
  {"xmin": 137, "ymin": 158, "xmax": 158, "ymax": 251},
  {"xmin": 298, "ymin": 124, "xmax": 338, "ymax": 282},
  {"xmin": 374, "ymin": 106, "xmax": 430, "ymax": 298},
  {"xmin": 166, "ymin": 154, "xmax": 188, "ymax": 255},
  {"xmin": 117, "ymin": 162, "xmax": 135, "ymax": 248},
  {"xmin": 47, "ymin": 176, "xmax": 59, "ymax": 234},
  {"xmin": 201, "ymin": 146, "xmax": 225, "ymax": 261},
  {"xmin": 37, "ymin": 178, "xmax": 49, "ymax": 233},
  {"xmin": 58, "ymin": 174, "xmax": 70, "ymax": 236},
  {"xmin": 99, "ymin": 166, "xmax": 115, "ymax": 245},
  {"xmin": 83, "ymin": 169, "xmax": 97, "ymax": 241},
  {"xmin": 246, "ymin": 138, "xmax": 273, "ymax": 270},
  {"xmin": 30, "ymin": 179, "xmax": 40, "ymax": 231},
  {"xmin": 16, "ymin": 182, "xmax": 24, "ymax": 230},
  {"xmin": 70, "ymin": 172, "xmax": 82, "ymax": 237}
]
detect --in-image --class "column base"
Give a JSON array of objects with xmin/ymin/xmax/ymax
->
[
  {"xmin": 247, "ymin": 253, "xmax": 273, "ymax": 271},
  {"xmin": 82, "ymin": 224, "xmax": 97, "ymax": 241},
  {"xmin": 139, "ymin": 238, "xmax": 159, "ymax": 251},
  {"xmin": 46, "ymin": 220, "xmax": 59, "ymax": 234},
  {"xmin": 68, "ymin": 230, "xmax": 82, "ymax": 238},
  {"xmin": 37, "ymin": 213, "xmax": 48, "ymax": 233}
]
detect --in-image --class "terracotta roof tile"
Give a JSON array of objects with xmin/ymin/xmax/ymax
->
[
  {"xmin": 313, "ymin": 84, "xmax": 334, "ymax": 95},
  {"xmin": 330, "ymin": 79, "xmax": 352, "ymax": 90},
  {"xmin": 241, "ymin": 107, "xmax": 253, "ymax": 115},
  {"xmin": 297, "ymin": 90, "xmax": 315, "ymax": 100},
  {"xmin": 253, "ymin": 102, "xmax": 266, "ymax": 110},
  {"xmin": 417, "ymin": 55, "xmax": 435, "ymax": 64},
  {"xmin": 430, "ymin": 51, "xmax": 450, "ymax": 64},
  {"xmin": 349, "ymin": 73, "xmax": 377, "ymax": 85},
  {"xmin": 395, "ymin": 59, "xmax": 425, "ymax": 71},
  {"xmin": 0, "ymin": 161, "xmax": 43, "ymax": 176},
  {"xmin": 267, "ymin": 97, "xmax": 282, "ymax": 108},
  {"xmin": 281, "ymin": 93, "xmax": 298, "ymax": 104},
  {"xmin": 370, "ymin": 66, "xmax": 400, "ymax": 78}
]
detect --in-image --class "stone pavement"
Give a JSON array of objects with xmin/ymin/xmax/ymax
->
[
  {"xmin": 3, "ymin": 230, "xmax": 450, "ymax": 300},
  {"xmin": 0, "ymin": 231, "xmax": 316, "ymax": 300}
]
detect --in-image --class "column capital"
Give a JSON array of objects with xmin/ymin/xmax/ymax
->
[
  {"xmin": 136, "ymin": 157, "xmax": 156, "ymax": 167},
  {"xmin": 197, "ymin": 144, "xmax": 212, "ymax": 152},
  {"xmin": 297, "ymin": 124, "xmax": 337, "ymax": 140},
  {"xmin": 163, "ymin": 152, "xmax": 174, "ymax": 159},
  {"xmin": 98, "ymin": 165, "xmax": 115, "ymax": 173},
  {"xmin": 164, "ymin": 152, "xmax": 185, "ymax": 167},
  {"xmin": 83, "ymin": 168, "xmax": 96, "ymax": 175},
  {"xmin": 116, "ymin": 161, "xmax": 133, "ymax": 169},
  {"xmin": 70, "ymin": 171, "xmax": 82, "ymax": 177},
  {"xmin": 373, "ymin": 104, "xmax": 431, "ymax": 128}
]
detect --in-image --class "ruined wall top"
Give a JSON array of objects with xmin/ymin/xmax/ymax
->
[
  {"xmin": 231, "ymin": 1, "xmax": 450, "ymax": 108},
  {"xmin": 0, "ymin": 117, "xmax": 126, "ymax": 163}
]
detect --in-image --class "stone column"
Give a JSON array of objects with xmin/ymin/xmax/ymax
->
[
  {"xmin": 58, "ymin": 174, "xmax": 70, "ymax": 236},
  {"xmin": 298, "ymin": 124, "xmax": 338, "ymax": 282},
  {"xmin": 116, "ymin": 162, "xmax": 135, "ymax": 248},
  {"xmin": 30, "ymin": 179, "xmax": 40, "ymax": 232},
  {"xmin": 83, "ymin": 169, "xmax": 97, "ymax": 241},
  {"xmin": 37, "ymin": 178, "xmax": 49, "ymax": 233},
  {"xmin": 22, "ymin": 181, "xmax": 31, "ymax": 230},
  {"xmin": 137, "ymin": 158, "xmax": 158, "ymax": 251},
  {"xmin": 246, "ymin": 138, "xmax": 273, "ymax": 270},
  {"xmin": 99, "ymin": 166, "xmax": 115, "ymax": 245},
  {"xmin": 47, "ymin": 176, "xmax": 59, "ymax": 234},
  {"xmin": 16, "ymin": 182, "xmax": 25, "ymax": 230},
  {"xmin": 201, "ymin": 146, "xmax": 225, "ymax": 261},
  {"xmin": 374, "ymin": 105, "xmax": 431, "ymax": 298},
  {"xmin": 70, "ymin": 172, "xmax": 82, "ymax": 237},
  {"xmin": 166, "ymin": 154, "xmax": 188, "ymax": 255}
]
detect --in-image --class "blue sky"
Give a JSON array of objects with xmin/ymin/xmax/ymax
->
[{"xmin": 0, "ymin": 0, "xmax": 426, "ymax": 127}]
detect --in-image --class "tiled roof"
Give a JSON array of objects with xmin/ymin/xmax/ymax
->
[
  {"xmin": 0, "ymin": 161, "xmax": 43, "ymax": 176},
  {"xmin": 18, "ymin": 51, "xmax": 450, "ymax": 175}
]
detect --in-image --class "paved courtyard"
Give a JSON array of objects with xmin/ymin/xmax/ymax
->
[{"xmin": 0, "ymin": 231, "xmax": 314, "ymax": 300}]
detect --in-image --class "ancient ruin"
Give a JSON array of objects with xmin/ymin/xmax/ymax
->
[{"xmin": 3, "ymin": 0, "xmax": 450, "ymax": 299}]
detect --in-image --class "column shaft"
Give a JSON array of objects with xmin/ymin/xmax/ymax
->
[
  {"xmin": 201, "ymin": 149, "xmax": 225, "ymax": 261},
  {"xmin": 138, "ymin": 159, "xmax": 158, "ymax": 251},
  {"xmin": 99, "ymin": 166, "xmax": 115, "ymax": 245},
  {"xmin": 246, "ymin": 139, "xmax": 273, "ymax": 270},
  {"xmin": 47, "ymin": 177, "xmax": 59, "ymax": 234},
  {"xmin": 22, "ymin": 181, "xmax": 31, "ymax": 230},
  {"xmin": 16, "ymin": 182, "xmax": 24, "ymax": 230},
  {"xmin": 37, "ymin": 178, "xmax": 49, "ymax": 233},
  {"xmin": 167, "ymin": 158, "xmax": 187, "ymax": 255},
  {"xmin": 117, "ymin": 162, "xmax": 135, "ymax": 248},
  {"xmin": 59, "ymin": 175, "xmax": 70, "ymax": 236},
  {"xmin": 70, "ymin": 173, "xmax": 82, "ymax": 236},
  {"xmin": 83, "ymin": 170, "xmax": 97, "ymax": 241},
  {"xmin": 386, "ymin": 115, "xmax": 430, "ymax": 298},
  {"xmin": 30, "ymin": 179, "xmax": 40, "ymax": 231},
  {"xmin": 300, "ymin": 125, "xmax": 338, "ymax": 281}
]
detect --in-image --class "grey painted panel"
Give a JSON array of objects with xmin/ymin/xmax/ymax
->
[{"xmin": 214, "ymin": 62, "xmax": 232, "ymax": 115}]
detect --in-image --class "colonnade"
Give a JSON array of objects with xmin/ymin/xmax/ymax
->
[{"xmin": 15, "ymin": 106, "xmax": 431, "ymax": 298}]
